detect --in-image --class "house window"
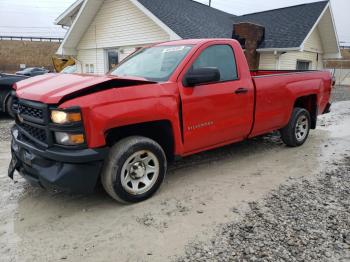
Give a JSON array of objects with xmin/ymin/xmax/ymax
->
[
  {"xmin": 296, "ymin": 60, "xmax": 311, "ymax": 70},
  {"xmin": 90, "ymin": 64, "xmax": 95, "ymax": 73},
  {"xmin": 85, "ymin": 64, "xmax": 95, "ymax": 73},
  {"xmin": 107, "ymin": 50, "xmax": 119, "ymax": 71}
]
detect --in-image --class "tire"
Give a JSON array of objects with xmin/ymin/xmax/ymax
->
[
  {"xmin": 5, "ymin": 95, "xmax": 15, "ymax": 118},
  {"xmin": 101, "ymin": 136, "xmax": 167, "ymax": 204},
  {"xmin": 280, "ymin": 107, "xmax": 311, "ymax": 147}
]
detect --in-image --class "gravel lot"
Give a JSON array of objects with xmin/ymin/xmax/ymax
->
[
  {"xmin": 0, "ymin": 113, "xmax": 13, "ymax": 142},
  {"xmin": 179, "ymin": 95, "xmax": 350, "ymax": 262},
  {"xmin": 180, "ymin": 158, "xmax": 350, "ymax": 262},
  {"xmin": 0, "ymin": 88, "xmax": 349, "ymax": 261}
]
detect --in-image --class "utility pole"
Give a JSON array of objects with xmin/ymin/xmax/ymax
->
[{"xmin": 209, "ymin": 0, "xmax": 212, "ymax": 7}]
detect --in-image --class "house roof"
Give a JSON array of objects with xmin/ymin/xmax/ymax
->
[
  {"xmin": 237, "ymin": 1, "xmax": 329, "ymax": 49},
  {"xmin": 137, "ymin": 0, "xmax": 329, "ymax": 49},
  {"xmin": 137, "ymin": 0, "xmax": 236, "ymax": 39},
  {"xmin": 56, "ymin": 0, "xmax": 334, "ymax": 54},
  {"xmin": 55, "ymin": 0, "xmax": 84, "ymax": 26}
]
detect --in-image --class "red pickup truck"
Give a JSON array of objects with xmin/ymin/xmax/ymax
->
[{"xmin": 9, "ymin": 39, "xmax": 332, "ymax": 203}]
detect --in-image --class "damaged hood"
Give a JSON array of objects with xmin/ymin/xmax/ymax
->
[{"xmin": 14, "ymin": 73, "xmax": 155, "ymax": 104}]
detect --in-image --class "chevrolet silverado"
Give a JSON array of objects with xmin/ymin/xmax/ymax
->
[{"xmin": 8, "ymin": 39, "xmax": 332, "ymax": 203}]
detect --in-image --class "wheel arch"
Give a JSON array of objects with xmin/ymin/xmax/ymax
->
[
  {"xmin": 294, "ymin": 94, "xmax": 318, "ymax": 129},
  {"xmin": 105, "ymin": 120, "xmax": 175, "ymax": 161}
]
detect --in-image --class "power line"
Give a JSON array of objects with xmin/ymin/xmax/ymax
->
[{"xmin": 0, "ymin": 26, "xmax": 63, "ymax": 29}]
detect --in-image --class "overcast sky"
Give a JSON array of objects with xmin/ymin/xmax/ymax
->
[{"xmin": 0, "ymin": 0, "xmax": 349, "ymax": 45}]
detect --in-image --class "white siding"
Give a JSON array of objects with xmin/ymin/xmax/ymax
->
[
  {"xmin": 279, "ymin": 51, "xmax": 323, "ymax": 70},
  {"xmin": 304, "ymin": 27, "xmax": 325, "ymax": 69},
  {"xmin": 281, "ymin": 26, "xmax": 325, "ymax": 70},
  {"xmin": 259, "ymin": 24, "xmax": 325, "ymax": 70},
  {"xmin": 317, "ymin": 8, "xmax": 339, "ymax": 54},
  {"xmin": 76, "ymin": 49, "xmax": 105, "ymax": 74},
  {"xmin": 303, "ymin": 27, "xmax": 324, "ymax": 54},
  {"xmin": 76, "ymin": 0, "xmax": 171, "ymax": 74},
  {"xmin": 259, "ymin": 51, "xmax": 324, "ymax": 70},
  {"xmin": 119, "ymin": 46, "xmax": 138, "ymax": 61},
  {"xmin": 258, "ymin": 6, "xmax": 333, "ymax": 71},
  {"xmin": 78, "ymin": 0, "xmax": 170, "ymax": 49},
  {"xmin": 317, "ymin": 53, "xmax": 324, "ymax": 69},
  {"xmin": 259, "ymin": 53, "xmax": 277, "ymax": 69}
]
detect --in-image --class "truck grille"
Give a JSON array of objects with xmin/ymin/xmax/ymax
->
[
  {"xmin": 19, "ymin": 123, "xmax": 47, "ymax": 142},
  {"xmin": 13, "ymin": 98, "xmax": 84, "ymax": 149},
  {"xmin": 18, "ymin": 103, "xmax": 44, "ymax": 120},
  {"xmin": 13, "ymin": 99, "xmax": 50, "ymax": 147}
]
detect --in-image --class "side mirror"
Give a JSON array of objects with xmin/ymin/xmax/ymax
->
[{"xmin": 184, "ymin": 67, "xmax": 220, "ymax": 87}]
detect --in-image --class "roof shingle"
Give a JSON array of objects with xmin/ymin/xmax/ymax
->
[
  {"xmin": 137, "ymin": 0, "xmax": 328, "ymax": 49},
  {"xmin": 237, "ymin": 1, "xmax": 328, "ymax": 48},
  {"xmin": 138, "ymin": 0, "xmax": 236, "ymax": 39}
]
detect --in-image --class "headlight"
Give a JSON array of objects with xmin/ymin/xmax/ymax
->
[
  {"xmin": 51, "ymin": 110, "xmax": 82, "ymax": 124},
  {"xmin": 55, "ymin": 132, "xmax": 85, "ymax": 145}
]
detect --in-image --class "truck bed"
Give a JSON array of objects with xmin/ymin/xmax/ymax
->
[{"xmin": 249, "ymin": 70, "xmax": 332, "ymax": 138}]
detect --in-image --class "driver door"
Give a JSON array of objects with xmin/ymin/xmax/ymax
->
[{"xmin": 179, "ymin": 43, "xmax": 254, "ymax": 153}]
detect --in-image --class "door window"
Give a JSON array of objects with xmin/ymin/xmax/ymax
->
[{"xmin": 191, "ymin": 45, "xmax": 238, "ymax": 82}]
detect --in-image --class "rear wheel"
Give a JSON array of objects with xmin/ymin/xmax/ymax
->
[
  {"xmin": 280, "ymin": 107, "xmax": 311, "ymax": 147},
  {"xmin": 101, "ymin": 136, "xmax": 167, "ymax": 204}
]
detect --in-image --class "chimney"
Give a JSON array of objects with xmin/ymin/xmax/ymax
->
[{"xmin": 233, "ymin": 22, "xmax": 265, "ymax": 70}]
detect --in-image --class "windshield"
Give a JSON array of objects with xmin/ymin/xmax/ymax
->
[{"xmin": 110, "ymin": 45, "xmax": 193, "ymax": 81}]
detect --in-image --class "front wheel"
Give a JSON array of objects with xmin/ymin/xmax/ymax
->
[
  {"xmin": 280, "ymin": 107, "xmax": 311, "ymax": 147},
  {"xmin": 101, "ymin": 136, "xmax": 167, "ymax": 204}
]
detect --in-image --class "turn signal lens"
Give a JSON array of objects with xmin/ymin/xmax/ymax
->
[
  {"xmin": 55, "ymin": 132, "xmax": 85, "ymax": 145},
  {"xmin": 70, "ymin": 134, "xmax": 85, "ymax": 144},
  {"xmin": 51, "ymin": 110, "xmax": 82, "ymax": 124}
]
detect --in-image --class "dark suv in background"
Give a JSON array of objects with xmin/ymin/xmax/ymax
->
[{"xmin": 0, "ymin": 73, "xmax": 28, "ymax": 117}]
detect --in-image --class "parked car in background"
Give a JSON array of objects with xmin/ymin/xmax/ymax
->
[
  {"xmin": 16, "ymin": 67, "xmax": 49, "ymax": 77},
  {"xmin": 0, "ymin": 73, "xmax": 28, "ymax": 117}
]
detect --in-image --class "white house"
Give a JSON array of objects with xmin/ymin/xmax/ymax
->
[{"xmin": 55, "ymin": 0, "xmax": 341, "ymax": 74}]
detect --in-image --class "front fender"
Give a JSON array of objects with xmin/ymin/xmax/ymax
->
[
  {"xmin": 86, "ymin": 96, "xmax": 181, "ymax": 148},
  {"xmin": 59, "ymin": 83, "xmax": 184, "ymax": 154}
]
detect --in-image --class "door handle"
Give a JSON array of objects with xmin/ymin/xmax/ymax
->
[{"xmin": 235, "ymin": 88, "xmax": 248, "ymax": 94}]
